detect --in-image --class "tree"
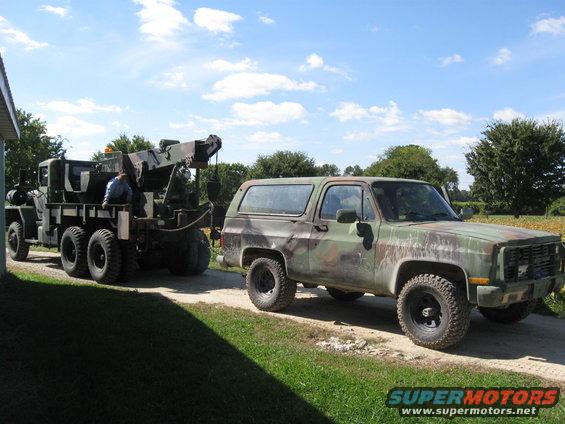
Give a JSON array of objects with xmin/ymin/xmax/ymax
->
[
  {"xmin": 5, "ymin": 109, "xmax": 66, "ymax": 188},
  {"xmin": 343, "ymin": 165, "xmax": 364, "ymax": 176},
  {"xmin": 91, "ymin": 134, "xmax": 154, "ymax": 160},
  {"xmin": 315, "ymin": 163, "xmax": 340, "ymax": 176},
  {"xmin": 198, "ymin": 162, "xmax": 249, "ymax": 206},
  {"xmin": 364, "ymin": 145, "xmax": 459, "ymax": 190},
  {"xmin": 248, "ymin": 151, "xmax": 317, "ymax": 178},
  {"xmin": 466, "ymin": 119, "xmax": 565, "ymax": 217}
]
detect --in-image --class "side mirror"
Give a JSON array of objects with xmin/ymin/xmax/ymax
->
[
  {"xmin": 459, "ymin": 207, "xmax": 474, "ymax": 220},
  {"xmin": 336, "ymin": 208, "xmax": 358, "ymax": 224}
]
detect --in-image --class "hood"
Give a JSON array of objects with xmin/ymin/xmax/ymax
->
[{"xmin": 408, "ymin": 221, "xmax": 560, "ymax": 245}]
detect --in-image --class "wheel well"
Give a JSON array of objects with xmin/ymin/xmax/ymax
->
[
  {"xmin": 394, "ymin": 261, "xmax": 467, "ymax": 296},
  {"xmin": 5, "ymin": 209, "xmax": 21, "ymax": 226},
  {"xmin": 242, "ymin": 248, "xmax": 287, "ymax": 270}
]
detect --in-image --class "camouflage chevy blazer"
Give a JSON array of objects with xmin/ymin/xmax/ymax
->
[{"xmin": 217, "ymin": 177, "xmax": 564, "ymax": 349}]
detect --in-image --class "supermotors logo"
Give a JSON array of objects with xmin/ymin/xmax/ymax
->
[{"xmin": 386, "ymin": 387, "xmax": 560, "ymax": 417}]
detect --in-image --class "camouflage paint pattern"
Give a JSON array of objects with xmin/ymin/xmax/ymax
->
[{"xmin": 221, "ymin": 177, "xmax": 564, "ymax": 306}]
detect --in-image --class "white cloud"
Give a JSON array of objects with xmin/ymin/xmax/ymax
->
[
  {"xmin": 330, "ymin": 102, "xmax": 369, "ymax": 122},
  {"xmin": 418, "ymin": 108, "xmax": 472, "ymax": 126},
  {"xmin": 493, "ymin": 107, "xmax": 525, "ymax": 121},
  {"xmin": 247, "ymin": 131, "xmax": 282, "ymax": 144},
  {"xmin": 0, "ymin": 16, "xmax": 48, "ymax": 50},
  {"xmin": 258, "ymin": 14, "xmax": 275, "ymax": 25},
  {"xmin": 370, "ymin": 25, "xmax": 379, "ymax": 32},
  {"xmin": 47, "ymin": 116, "xmax": 106, "ymax": 137},
  {"xmin": 245, "ymin": 131, "xmax": 296, "ymax": 149},
  {"xmin": 531, "ymin": 16, "xmax": 565, "ymax": 35},
  {"xmin": 193, "ymin": 7, "xmax": 242, "ymax": 34},
  {"xmin": 439, "ymin": 53, "xmax": 463, "ymax": 67},
  {"xmin": 330, "ymin": 148, "xmax": 343, "ymax": 154},
  {"xmin": 150, "ymin": 66, "xmax": 189, "ymax": 89},
  {"xmin": 38, "ymin": 98, "xmax": 122, "ymax": 114},
  {"xmin": 492, "ymin": 47, "xmax": 512, "ymax": 65},
  {"xmin": 204, "ymin": 57, "xmax": 257, "ymax": 72},
  {"xmin": 299, "ymin": 53, "xmax": 350, "ymax": 79},
  {"xmin": 169, "ymin": 120, "xmax": 195, "ymax": 129},
  {"xmin": 419, "ymin": 136, "xmax": 479, "ymax": 150},
  {"xmin": 111, "ymin": 120, "xmax": 130, "ymax": 130},
  {"xmin": 39, "ymin": 5, "xmax": 69, "ymax": 17},
  {"xmin": 133, "ymin": 0, "xmax": 188, "ymax": 41},
  {"xmin": 231, "ymin": 101, "xmax": 306, "ymax": 125},
  {"xmin": 0, "ymin": 46, "xmax": 5, "ymax": 55},
  {"xmin": 179, "ymin": 101, "xmax": 307, "ymax": 130},
  {"xmin": 331, "ymin": 101, "xmax": 404, "ymax": 132},
  {"xmin": 202, "ymin": 72, "xmax": 318, "ymax": 101}
]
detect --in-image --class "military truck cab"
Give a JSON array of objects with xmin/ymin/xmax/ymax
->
[{"xmin": 218, "ymin": 177, "xmax": 565, "ymax": 350}]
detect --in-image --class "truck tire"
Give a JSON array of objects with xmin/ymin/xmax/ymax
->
[
  {"xmin": 246, "ymin": 257, "xmax": 296, "ymax": 312},
  {"xmin": 7, "ymin": 221, "xmax": 29, "ymax": 261},
  {"xmin": 397, "ymin": 274, "xmax": 472, "ymax": 350},
  {"xmin": 87, "ymin": 229, "xmax": 122, "ymax": 284},
  {"xmin": 190, "ymin": 230, "xmax": 211, "ymax": 275},
  {"xmin": 326, "ymin": 287, "xmax": 364, "ymax": 301},
  {"xmin": 167, "ymin": 248, "xmax": 194, "ymax": 276},
  {"xmin": 60, "ymin": 226, "xmax": 88, "ymax": 277},
  {"xmin": 478, "ymin": 300, "xmax": 537, "ymax": 324},
  {"xmin": 119, "ymin": 242, "xmax": 138, "ymax": 282}
]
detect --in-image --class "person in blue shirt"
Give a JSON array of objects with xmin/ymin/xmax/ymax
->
[{"xmin": 102, "ymin": 171, "xmax": 133, "ymax": 207}]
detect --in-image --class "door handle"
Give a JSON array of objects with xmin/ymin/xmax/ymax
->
[{"xmin": 314, "ymin": 224, "xmax": 328, "ymax": 232}]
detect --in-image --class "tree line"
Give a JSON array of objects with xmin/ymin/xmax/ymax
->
[{"xmin": 6, "ymin": 108, "xmax": 564, "ymax": 217}]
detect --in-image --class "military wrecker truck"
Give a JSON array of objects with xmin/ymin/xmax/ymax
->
[{"xmin": 6, "ymin": 134, "xmax": 223, "ymax": 284}]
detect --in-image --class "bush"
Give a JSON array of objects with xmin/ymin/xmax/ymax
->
[
  {"xmin": 452, "ymin": 201, "xmax": 487, "ymax": 215},
  {"xmin": 548, "ymin": 197, "xmax": 565, "ymax": 216}
]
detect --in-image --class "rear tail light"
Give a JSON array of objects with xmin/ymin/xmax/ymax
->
[{"xmin": 220, "ymin": 234, "xmax": 224, "ymax": 247}]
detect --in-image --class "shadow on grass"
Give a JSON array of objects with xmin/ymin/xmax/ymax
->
[{"xmin": 0, "ymin": 274, "xmax": 330, "ymax": 424}]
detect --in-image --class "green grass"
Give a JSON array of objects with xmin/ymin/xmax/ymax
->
[{"xmin": 1, "ymin": 272, "xmax": 563, "ymax": 423}]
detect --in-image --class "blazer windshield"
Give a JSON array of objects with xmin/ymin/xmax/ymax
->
[{"xmin": 372, "ymin": 181, "xmax": 459, "ymax": 222}]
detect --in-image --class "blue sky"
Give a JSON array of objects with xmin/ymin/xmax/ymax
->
[{"xmin": 1, "ymin": 1, "xmax": 564, "ymax": 188}]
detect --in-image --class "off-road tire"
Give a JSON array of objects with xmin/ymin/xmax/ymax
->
[
  {"xmin": 246, "ymin": 257, "xmax": 296, "ymax": 312},
  {"xmin": 167, "ymin": 247, "xmax": 194, "ymax": 276},
  {"xmin": 326, "ymin": 287, "xmax": 365, "ymax": 301},
  {"xmin": 478, "ymin": 300, "xmax": 537, "ymax": 324},
  {"xmin": 7, "ymin": 221, "xmax": 29, "ymax": 261},
  {"xmin": 397, "ymin": 274, "xmax": 472, "ymax": 350},
  {"xmin": 118, "ymin": 242, "xmax": 138, "ymax": 282},
  {"xmin": 60, "ymin": 226, "xmax": 88, "ymax": 277},
  {"xmin": 190, "ymin": 230, "xmax": 211, "ymax": 275},
  {"xmin": 87, "ymin": 229, "xmax": 122, "ymax": 284}
]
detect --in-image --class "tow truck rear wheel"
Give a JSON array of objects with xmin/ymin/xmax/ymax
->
[
  {"xmin": 7, "ymin": 221, "xmax": 29, "ymax": 261},
  {"xmin": 87, "ymin": 229, "xmax": 122, "ymax": 284},
  {"xmin": 478, "ymin": 300, "xmax": 537, "ymax": 324},
  {"xmin": 397, "ymin": 273, "xmax": 472, "ymax": 350},
  {"xmin": 190, "ymin": 230, "xmax": 211, "ymax": 275},
  {"xmin": 60, "ymin": 226, "xmax": 88, "ymax": 277},
  {"xmin": 118, "ymin": 242, "xmax": 138, "ymax": 282}
]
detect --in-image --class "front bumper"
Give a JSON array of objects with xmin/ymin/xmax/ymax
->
[{"xmin": 476, "ymin": 272, "xmax": 564, "ymax": 307}]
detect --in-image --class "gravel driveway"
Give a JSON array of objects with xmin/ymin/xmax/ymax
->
[{"xmin": 8, "ymin": 250, "xmax": 565, "ymax": 383}]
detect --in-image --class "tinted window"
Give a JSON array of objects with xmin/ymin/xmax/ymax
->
[
  {"xmin": 239, "ymin": 184, "xmax": 313, "ymax": 215},
  {"xmin": 320, "ymin": 185, "xmax": 369, "ymax": 220},
  {"xmin": 373, "ymin": 182, "xmax": 458, "ymax": 222}
]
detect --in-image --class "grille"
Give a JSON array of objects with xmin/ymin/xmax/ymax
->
[{"xmin": 504, "ymin": 243, "xmax": 559, "ymax": 282}]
